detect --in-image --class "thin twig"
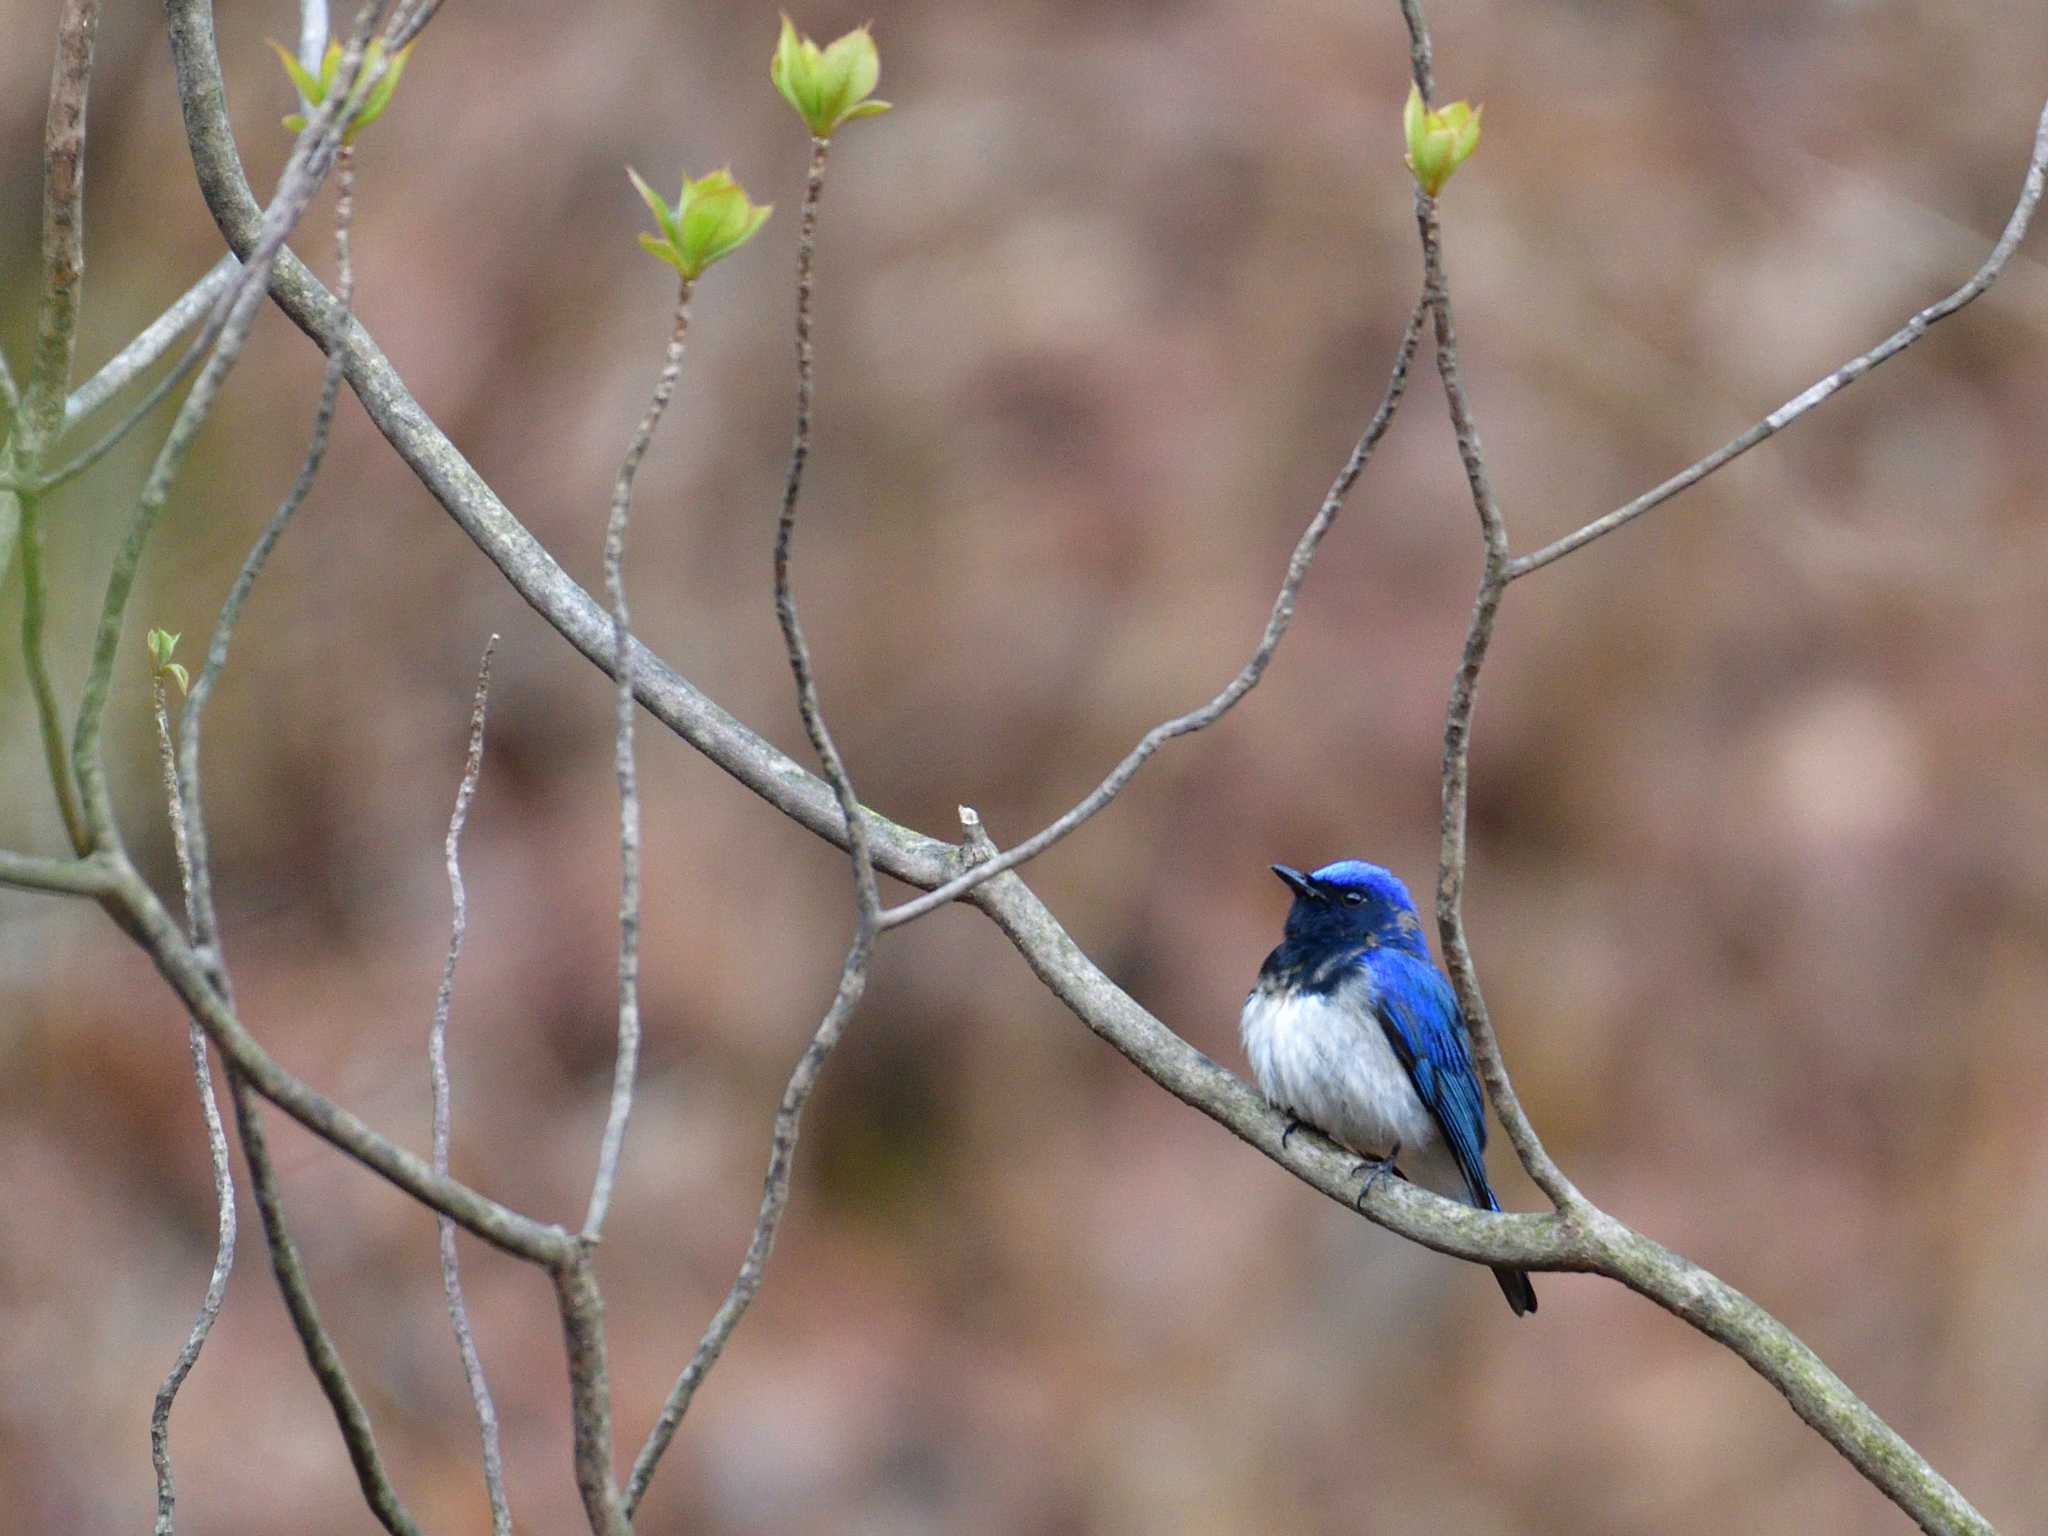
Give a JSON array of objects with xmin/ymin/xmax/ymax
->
[
  {"xmin": 583, "ymin": 282, "xmax": 694, "ymax": 1243},
  {"xmin": 1510, "ymin": 99, "xmax": 2048, "ymax": 579},
  {"xmin": 134, "ymin": 92, "xmax": 426, "ymax": 1533},
  {"xmin": 774, "ymin": 136, "xmax": 881, "ymax": 921},
  {"xmin": 1393, "ymin": 1, "xmax": 1996, "ymax": 1528},
  {"xmin": 624, "ymin": 930, "xmax": 871, "ymax": 1517},
  {"xmin": 879, "ymin": 290, "xmax": 1431, "ymax": 929},
  {"xmin": 64, "ymin": 256, "xmax": 237, "ymax": 430},
  {"xmin": 147, "ymin": 673, "xmax": 237, "ymax": 1536},
  {"xmin": 18, "ymin": 493, "xmax": 89, "ymax": 853},
  {"xmin": 1394, "ymin": 0, "xmax": 1576, "ymax": 1206},
  {"xmin": 630, "ymin": 132, "xmax": 887, "ymax": 1513},
  {"xmin": 230, "ymin": 1075, "xmax": 424, "ymax": 1536},
  {"xmin": 1407, "ymin": 188, "xmax": 1577, "ymax": 1209},
  {"xmin": 107, "ymin": 854, "xmax": 566, "ymax": 1258},
  {"xmin": 70, "ymin": 18, "xmax": 377, "ymax": 854},
  {"xmin": 299, "ymin": 0, "xmax": 329, "ymax": 72},
  {"xmin": 0, "ymin": 348, "xmax": 19, "ymax": 425},
  {"xmin": 0, "ymin": 848, "xmax": 112, "ymax": 895},
  {"xmin": 32, "ymin": 306, "xmax": 222, "ymax": 494},
  {"xmin": 179, "ymin": 142, "xmax": 357, "ymax": 961},
  {"xmin": 431, "ymin": 636, "xmax": 512, "ymax": 1535},
  {"xmin": 151, "ymin": 676, "xmax": 197, "ymax": 913},
  {"xmin": 19, "ymin": 0, "xmax": 101, "ymax": 455},
  {"xmin": 149, "ymin": 1016, "xmax": 236, "ymax": 1536},
  {"xmin": 384, "ymin": 0, "xmax": 443, "ymax": 50}
]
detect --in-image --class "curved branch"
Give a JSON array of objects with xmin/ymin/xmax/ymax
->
[
  {"xmin": 628, "ymin": 129, "xmax": 890, "ymax": 1508},
  {"xmin": 232, "ymin": 1074, "xmax": 423, "ymax": 1536},
  {"xmin": 105, "ymin": 856, "xmax": 569, "ymax": 1264},
  {"xmin": 624, "ymin": 928, "xmax": 873, "ymax": 1516},
  {"xmin": 878, "ymin": 290, "xmax": 1428, "ymax": 928},
  {"xmin": 774, "ymin": 133, "xmax": 881, "ymax": 925},
  {"xmin": 147, "ymin": 672, "xmax": 238, "ymax": 1536},
  {"xmin": 1392, "ymin": 2, "xmax": 1995, "ymax": 1528},
  {"xmin": 0, "ymin": 848, "xmax": 112, "ymax": 895},
  {"xmin": 431, "ymin": 638, "xmax": 513, "ymax": 1535},
  {"xmin": 583, "ymin": 283, "xmax": 694, "ymax": 1243},
  {"xmin": 1509, "ymin": 98, "xmax": 2048, "ymax": 579},
  {"xmin": 64, "ymin": 259, "xmax": 237, "ymax": 430},
  {"xmin": 1411, "ymin": 189, "xmax": 1579, "ymax": 1210}
]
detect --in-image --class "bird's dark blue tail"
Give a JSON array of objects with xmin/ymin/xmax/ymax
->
[{"xmin": 1475, "ymin": 1183, "xmax": 1537, "ymax": 1317}]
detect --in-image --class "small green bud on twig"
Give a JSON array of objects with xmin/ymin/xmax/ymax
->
[
  {"xmin": 1403, "ymin": 82, "xmax": 1482, "ymax": 198},
  {"xmin": 627, "ymin": 168, "xmax": 772, "ymax": 280},
  {"xmin": 770, "ymin": 15, "xmax": 891, "ymax": 139},
  {"xmin": 270, "ymin": 37, "xmax": 415, "ymax": 143},
  {"xmin": 147, "ymin": 628, "xmax": 189, "ymax": 696}
]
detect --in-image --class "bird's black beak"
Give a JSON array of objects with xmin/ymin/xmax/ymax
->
[{"xmin": 1270, "ymin": 864, "xmax": 1321, "ymax": 901}]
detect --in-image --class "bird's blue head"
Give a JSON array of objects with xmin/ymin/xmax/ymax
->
[{"xmin": 1271, "ymin": 859, "xmax": 1430, "ymax": 955}]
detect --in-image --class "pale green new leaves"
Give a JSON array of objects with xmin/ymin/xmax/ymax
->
[
  {"xmin": 269, "ymin": 37, "xmax": 415, "ymax": 144},
  {"xmin": 1403, "ymin": 82, "xmax": 1483, "ymax": 198},
  {"xmin": 628, "ymin": 168, "xmax": 772, "ymax": 281},
  {"xmin": 146, "ymin": 628, "xmax": 189, "ymax": 696},
  {"xmin": 770, "ymin": 15, "xmax": 891, "ymax": 139}
]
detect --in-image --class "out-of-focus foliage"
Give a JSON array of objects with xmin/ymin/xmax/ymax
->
[{"xmin": 1, "ymin": 2, "xmax": 2044, "ymax": 1532}]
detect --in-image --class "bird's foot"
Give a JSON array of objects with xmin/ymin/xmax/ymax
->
[
  {"xmin": 1351, "ymin": 1144, "xmax": 1403, "ymax": 1210},
  {"xmin": 1280, "ymin": 1117, "xmax": 1308, "ymax": 1151}
]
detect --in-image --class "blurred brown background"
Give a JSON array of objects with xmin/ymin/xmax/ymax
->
[{"xmin": 5, "ymin": 1, "xmax": 2047, "ymax": 1530}]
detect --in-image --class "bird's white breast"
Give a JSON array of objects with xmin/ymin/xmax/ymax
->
[{"xmin": 1240, "ymin": 976, "xmax": 1450, "ymax": 1185}]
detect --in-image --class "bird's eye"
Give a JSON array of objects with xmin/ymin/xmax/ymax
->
[{"xmin": 1341, "ymin": 891, "xmax": 1366, "ymax": 907}]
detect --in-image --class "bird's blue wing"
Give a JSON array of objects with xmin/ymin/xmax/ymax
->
[{"xmin": 1361, "ymin": 947, "xmax": 1496, "ymax": 1209}]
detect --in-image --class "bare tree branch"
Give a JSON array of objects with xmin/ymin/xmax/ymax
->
[
  {"xmin": 0, "ymin": 848, "xmax": 112, "ymax": 896},
  {"xmin": 773, "ymin": 135, "xmax": 880, "ymax": 923},
  {"xmin": 584, "ymin": 282, "xmax": 694, "ymax": 1243},
  {"xmin": 385, "ymin": 0, "xmax": 444, "ymax": 51},
  {"xmin": 28, "ymin": 299, "xmax": 220, "ymax": 496},
  {"xmin": 19, "ymin": 0, "xmax": 101, "ymax": 455},
  {"xmin": 131, "ymin": 109, "xmax": 429, "ymax": 1531},
  {"xmin": 134, "ymin": 14, "xmax": 572, "ymax": 1262},
  {"xmin": 631, "ymin": 129, "xmax": 888, "ymax": 1511},
  {"xmin": 147, "ymin": 668, "xmax": 237, "ymax": 1536},
  {"xmin": 230, "ymin": 1076, "xmax": 424, "ymax": 1536},
  {"xmin": 148, "ymin": 1014, "xmax": 236, "ymax": 1536},
  {"xmin": 1392, "ymin": 2, "xmax": 1997, "ymax": 1529},
  {"xmin": 431, "ymin": 637, "xmax": 512, "ymax": 1536},
  {"xmin": 4, "ymin": 0, "xmax": 104, "ymax": 854},
  {"xmin": 1409, "ymin": 187, "xmax": 1579, "ymax": 1211},
  {"xmin": 624, "ymin": 928, "xmax": 872, "ymax": 1517},
  {"xmin": 18, "ymin": 494, "xmax": 89, "ymax": 853},
  {"xmin": 553, "ymin": 1246, "xmax": 631, "ymax": 1536},
  {"xmin": 1508, "ymin": 99, "xmax": 2048, "ymax": 580},
  {"xmin": 105, "ymin": 855, "xmax": 568, "ymax": 1259},
  {"xmin": 879, "ymin": 288, "xmax": 1430, "ymax": 929},
  {"xmin": 177, "ymin": 141, "xmax": 360, "ymax": 989},
  {"xmin": 63, "ymin": 256, "xmax": 238, "ymax": 430},
  {"xmin": 69, "ymin": 12, "xmax": 379, "ymax": 855}
]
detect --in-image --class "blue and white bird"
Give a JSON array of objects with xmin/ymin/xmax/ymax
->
[{"xmin": 1241, "ymin": 859, "xmax": 1537, "ymax": 1316}]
